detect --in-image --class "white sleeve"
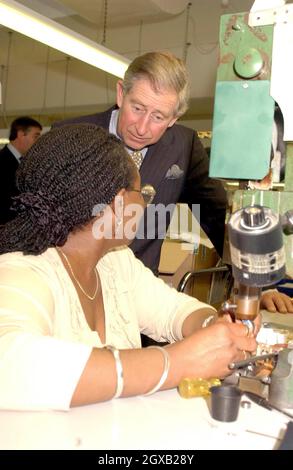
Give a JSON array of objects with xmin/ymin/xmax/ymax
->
[
  {"xmin": 126, "ymin": 250, "xmax": 215, "ymax": 343},
  {"xmin": 0, "ymin": 266, "xmax": 92, "ymax": 411}
]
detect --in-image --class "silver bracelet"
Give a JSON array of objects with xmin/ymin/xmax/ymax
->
[
  {"xmin": 106, "ymin": 346, "xmax": 124, "ymax": 399},
  {"xmin": 144, "ymin": 346, "xmax": 170, "ymax": 396},
  {"xmin": 201, "ymin": 314, "xmax": 216, "ymax": 328}
]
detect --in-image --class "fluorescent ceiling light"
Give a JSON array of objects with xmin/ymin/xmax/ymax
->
[{"xmin": 0, "ymin": 0, "xmax": 130, "ymax": 78}]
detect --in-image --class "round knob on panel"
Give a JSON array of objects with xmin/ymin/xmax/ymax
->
[{"xmin": 234, "ymin": 47, "xmax": 264, "ymax": 79}]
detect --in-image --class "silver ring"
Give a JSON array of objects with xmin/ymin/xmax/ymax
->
[
  {"xmin": 242, "ymin": 319, "xmax": 255, "ymax": 337},
  {"xmin": 242, "ymin": 350, "xmax": 248, "ymax": 360}
]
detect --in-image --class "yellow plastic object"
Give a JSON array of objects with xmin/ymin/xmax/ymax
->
[{"xmin": 178, "ymin": 377, "xmax": 221, "ymax": 398}]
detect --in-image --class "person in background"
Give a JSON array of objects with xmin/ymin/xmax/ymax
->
[
  {"xmin": 54, "ymin": 51, "xmax": 227, "ymax": 275},
  {"xmin": 0, "ymin": 116, "xmax": 42, "ymax": 224},
  {"xmin": 0, "ymin": 124, "xmax": 258, "ymax": 411}
]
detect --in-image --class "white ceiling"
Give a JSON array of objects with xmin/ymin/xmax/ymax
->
[
  {"xmin": 12, "ymin": 1, "xmax": 293, "ymax": 46},
  {"xmin": 1, "ymin": 0, "xmax": 292, "ymax": 124},
  {"xmin": 15, "ymin": 0, "xmax": 279, "ymax": 31},
  {"xmin": 15, "ymin": 0, "xmax": 190, "ymax": 29}
]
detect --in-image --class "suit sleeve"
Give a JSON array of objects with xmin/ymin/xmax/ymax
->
[
  {"xmin": 0, "ymin": 150, "xmax": 18, "ymax": 224},
  {"xmin": 180, "ymin": 130, "xmax": 227, "ymax": 257},
  {"xmin": 0, "ymin": 166, "xmax": 11, "ymax": 224}
]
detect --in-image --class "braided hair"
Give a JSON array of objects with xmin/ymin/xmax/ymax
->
[{"xmin": 0, "ymin": 124, "xmax": 136, "ymax": 255}]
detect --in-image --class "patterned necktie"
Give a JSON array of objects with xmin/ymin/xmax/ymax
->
[{"xmin": 131, "ymin": 151, "xmax": 144, "ymax": 169}]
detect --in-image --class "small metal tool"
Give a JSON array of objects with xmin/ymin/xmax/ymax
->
[
  {"xmin": 245, "ymin": 391, "xmax": 293, "ymax": 420},
  {"xmin": 228, "ymin": 352, "xmax": 278, "ymax": 370}
]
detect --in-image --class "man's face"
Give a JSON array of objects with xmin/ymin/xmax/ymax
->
[
  {"xmin": 116, "ymin": 78, "xmax": 178, "ymax": 150},
  {"xmin": 18, "ymin": 126, "xmax": 41, "ymax": 154}
]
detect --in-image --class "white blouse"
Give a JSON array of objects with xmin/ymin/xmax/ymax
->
[{"xmin": 0, "ymin": 247, "xmax": 212, "ymax": 411}]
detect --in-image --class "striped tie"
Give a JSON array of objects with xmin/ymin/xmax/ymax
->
[{"xmin": 131, "ymin": 151, "xmax": 143, "ymax": 169}]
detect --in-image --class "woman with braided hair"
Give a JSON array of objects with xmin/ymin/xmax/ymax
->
[{"xmin": 0, "ymin": 124, "xmax": 260, "ymax": 410}]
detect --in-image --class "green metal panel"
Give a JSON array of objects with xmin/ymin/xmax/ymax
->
[
  {"xmin": 211, "ymin": 10, "xmax": 293, "ymax": 277},
  {"xmin": 217, "ymin": 13, "xmax": 273, "ymax": 82},
  {"xmin": 209, "ymin": 80, "xmax": 274, "ymax": 179}
]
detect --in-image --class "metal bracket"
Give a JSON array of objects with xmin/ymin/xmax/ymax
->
[{"xmin": 249, "ymin": 4, "xmax": 293, "ymax": 26}]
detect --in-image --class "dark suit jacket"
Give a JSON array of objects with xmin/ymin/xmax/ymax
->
[
  {"xmin": 0, "ymin": 145, "xmax": 19, "ymax": 225},
  {"xmin": 54, "ymin": 108, "xmax": 227, "ymax": 273}
]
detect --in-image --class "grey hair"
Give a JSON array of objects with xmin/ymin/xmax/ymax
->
[{"xmin": 122, "ymin": 51, "xmax": 190, "ymax": 117}]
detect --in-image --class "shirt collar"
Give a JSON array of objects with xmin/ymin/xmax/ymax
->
[
  {"xmin": 7, "ymin": 143, "xmax": 22, "ymax": 163},
  {"xmin": 109, "ymin": 109, "xmax": 148, "ymax": 158}
]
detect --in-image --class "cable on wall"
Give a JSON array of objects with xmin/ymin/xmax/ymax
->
[
  {"xmin": 189, "ymin": 2, "xmax": 219, "ymax": 56},
  {"xmin": 99, "ymin": 0, "xmax": 111, "ymax": 104},
  {"xmin": 101, "ymin": 0, "xmax": 108, "ymax": 46},
  {"xmin": 138, "ymin": 19, "xmax": 143, "ymax": 56},
  {"xmin": 41, "ymin": 46, "xmax": 50, "ymax": 114},
  {"xmin": 183, "ymin": 2, "xmax": 192, "ymax": 63},
  {"xmin": 63, "ymin": 56, "xmax": 70, "ymax": 119},
  {"xmin": 2, "ymin": 30, "xmax": 13, "ymax": 127}
]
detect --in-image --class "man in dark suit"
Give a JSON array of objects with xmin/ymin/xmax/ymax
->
[
  {"xmin": 54, "ymin": 51, "xmax": 227, "ymax": 275},
  {"xmin": 0, "ymin": 116, "xmax": 42, "ymax": 225}
]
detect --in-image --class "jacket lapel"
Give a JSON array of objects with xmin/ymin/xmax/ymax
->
[{"xmin": 139, "ymin": 128, "xmax": 178, "ymax": 188}]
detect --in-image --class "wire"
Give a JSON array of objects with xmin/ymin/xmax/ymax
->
[
  {"xmin": 63, "ymin": 56, "xmax": 70, "ymax": 119},
  {"xmin": 101, "ymin": 0, "xmax": 108, "ymax": 46},
  {"xmin": 189, "ymin": 15, "xmax": 219, "ymax": 55},
  {"xmin": 183, "ymin": 2, "xmax": 192, "ymax": 63},
  {"xmin": 138, "ymin": 20, "xmax": 143, "ymax": 56},
  {"xmin": 2, "ymin": 31, "xmax": 13, "ymax": 128},
  {"xmin": 42, "ymin": 46, "xmax": 50, "ymax": 113}
]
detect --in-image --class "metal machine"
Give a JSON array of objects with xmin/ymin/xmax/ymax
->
[
  {"xmin": 224, "ymin": 204, "xmax": 293, "ymax": 410},
  {"xmin": 208, "ymin": 1, "xmax": 293, "ymax": 410},
  {"xmin": 209, "ymin": 0, "xmax": 293, "ymax": 277},
  {"xmin": 179, "ymin": 2, "xmax": 293, "ymax": 413},
  {"xmin": 227, "ymin": 205, "xmax": 285, "ymax": 326}
]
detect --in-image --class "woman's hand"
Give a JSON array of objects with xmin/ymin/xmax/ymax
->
[
  {"xmin": 261, "ymin": 290, "xmax": 293, "ymax": 313},
  {"xmin": 167, "ymin": 321, "xmax": 257, "ymax": 384},
  {"xmin": 216, "ymin": 303, "xmax": 262, "ymax": 336}
]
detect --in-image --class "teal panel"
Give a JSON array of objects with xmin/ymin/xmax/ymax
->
[{"xmin": 209, "ymin": 80, "xmax": 274, "ymax": 180}]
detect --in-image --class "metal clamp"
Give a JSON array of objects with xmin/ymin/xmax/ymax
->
[
  {"xmin": 228, "ymin": 352, "xmax": 278, "ymax": 370},
  {"xmin": 177, "ymin": 265, "xmax": 229, "ymax": 293}
]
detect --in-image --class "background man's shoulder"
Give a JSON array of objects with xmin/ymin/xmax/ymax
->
[{"xmin": 52, "ymin": 107, "xmax": 115, "ymax": 129}]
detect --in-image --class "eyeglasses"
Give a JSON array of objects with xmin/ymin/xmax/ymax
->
[{"xmin": 129, "ymin": 184, "xmax": 156, "ymax": 205}]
